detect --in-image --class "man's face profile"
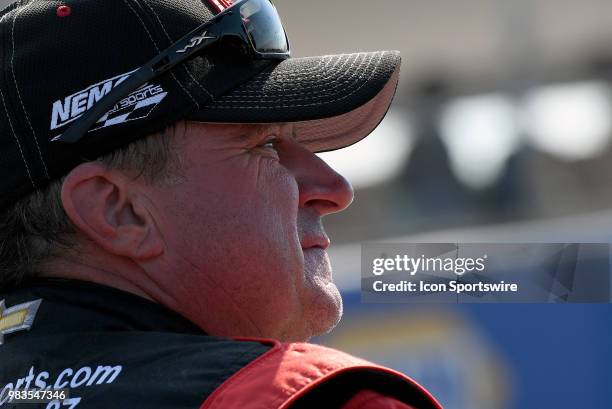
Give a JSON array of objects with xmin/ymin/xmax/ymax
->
[
  {"xmin": 60, "ymin": 121, "xmax": 354, "ymax": 342},
  {"xmin": 146, "ymin": 121, "xmax": 354, "ymax": 341}
]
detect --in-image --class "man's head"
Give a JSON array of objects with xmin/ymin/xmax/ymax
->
[{"xmin": 0, "ymin": 0, "xmax": 400, "ymax": 341}]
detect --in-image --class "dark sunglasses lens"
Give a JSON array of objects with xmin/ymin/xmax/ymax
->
[{"xmin": 240, "ymin": 0, "xmax": 288, "ymax": 53}]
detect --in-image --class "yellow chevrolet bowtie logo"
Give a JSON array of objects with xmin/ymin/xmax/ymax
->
[{"xmin": 0, "ymin": 299, "xmax": 42, "ymax": 345}]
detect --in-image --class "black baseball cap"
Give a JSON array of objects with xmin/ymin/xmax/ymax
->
[{"xmin": 0, "ymin": 0, "xmax": 401, "ymax": 210}]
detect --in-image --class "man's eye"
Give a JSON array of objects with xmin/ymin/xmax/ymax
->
[{"xmin": 261, "ymin": 139, "xmax": 278, "ymax": 150}]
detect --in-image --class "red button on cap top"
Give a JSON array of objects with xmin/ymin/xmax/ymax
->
[{"xmin": 57, "ymin": 5, "xmax": 71, "ymax": 18}]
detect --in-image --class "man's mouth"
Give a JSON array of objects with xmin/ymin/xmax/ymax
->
[{"xmin": 302, "ymin": 246, "xmax": 333, "ymax": 283}]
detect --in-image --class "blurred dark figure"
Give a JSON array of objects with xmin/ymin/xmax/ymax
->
[
  {"xmin": 397, "ymin": 78, "xmax": 473, "ymax": 225},
  {"xmin": 397, "ymin": 77, "xmax": 524, "ymax": 228}
]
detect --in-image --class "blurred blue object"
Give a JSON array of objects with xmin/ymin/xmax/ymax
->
[
  {"xmin": 465, "ymin": 303, "xmax": 612, "ymax": 409},
  {"xmin": 317, "ymin": 292, "xmax": 612, "ymax": 409}
]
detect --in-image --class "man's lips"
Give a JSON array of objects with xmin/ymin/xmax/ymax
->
[{"xmin": 300, "ymin": 234, "xmax": 330, "ymax": 250}]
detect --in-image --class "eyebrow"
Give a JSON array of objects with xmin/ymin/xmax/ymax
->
[{"xmin": 235, "ymin": 123, "xmax": 286, "ymax": 142}]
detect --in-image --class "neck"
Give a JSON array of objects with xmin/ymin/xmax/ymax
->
[{"xmin": 41, "ymin": 241, "xmax": 174, "ymax": 307}]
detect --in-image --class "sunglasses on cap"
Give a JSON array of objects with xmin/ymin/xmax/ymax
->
[{"xmin": 52, "ymin": 0, "xmax": 290, "ymax": 144}]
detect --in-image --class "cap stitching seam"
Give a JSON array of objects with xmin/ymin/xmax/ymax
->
[
  {"xmin": 237, "ymin": 56, "xmax": 330, "ymax": 85},
  {"xmin": 239, "ymin": 53, "xmax": 364, "ymax": 82},
  {"xmin": 223, "ymin": 53, "xmax": 358, "ymax": 100},
  {"xmin": 11, "ymin": 3, "xmax": 49, "ymax": 179},
  {"xmin": 228, "ymin": 52, "xmax": 381, "ymax": 86},
  {"xmin": 230, "ymin": 56, "xmax": 331, "ymax": 87},
  {"xmin": 0, "ymin": 87, "xmax": 35, "ymax": 188},
  {"xmin": 230, "ymin": 55, "xmax": 339, "ymax": 94},
  {"xmin": 141, "ymin": 0, "xmax": 214, "ymax": 101},
  {"xmin": 233, "ymin": 52, "xmax": 375, "ymax": 90},
  {"xmin": 237, "ymin": 52, "xmax": 389, "ymax": 87},
  {"xmin": 214, "ymin": 52, "xmax": 374, "ymax": 104},
  {"xmin": 0, "ymin": 10, "xmax": 35, "ymax": 188},
  {"xmin": 121, "ymin": 0, "xmax": 200, "ymax": 109},
  {"xmin": 0, "ymin": 76, "xmax": 36, "ymax": 189},
  {"xmin": 207, "ymin": 52, "xmax": 384, "ymax": 109},
  {"xmin": 218, "ymin": 52, "xmax": 377, "ymax": 104}
]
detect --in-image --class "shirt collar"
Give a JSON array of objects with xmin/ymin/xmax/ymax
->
[{"xmin": 2, "ymin": 277, "xmax": 205, "ymax": 335}]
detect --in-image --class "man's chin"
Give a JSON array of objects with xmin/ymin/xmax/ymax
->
[
  {"xmin": 306, "ymin": 282, "xmax": 343, "ymax": 339},
  {"xmin": 278, "ymin": 282, "xmax": 343, "ymax": 343},
  {"xmin": 300, "ymin": 248, "xmax": 343, "ymax": 339}
]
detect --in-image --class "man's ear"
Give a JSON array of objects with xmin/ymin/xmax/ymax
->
[{"xmin": 61, "ymin": 162, "xmax": 164, "ymax": 260}]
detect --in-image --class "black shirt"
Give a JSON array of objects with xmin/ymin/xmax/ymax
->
[{"xmin": 0, "ymin": 278, "xmax": 270, "ymax": 409}]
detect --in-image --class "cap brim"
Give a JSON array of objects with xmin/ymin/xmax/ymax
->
[{"xmin": 188, "ymin": 51, "xmax": 401, "ymax": 152}]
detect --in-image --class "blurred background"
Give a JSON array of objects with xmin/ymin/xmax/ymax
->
[
  {"xmin": 2, "ymin": 0, "xmax": 610, "ymax": 407},
  {"xmin": 272, "ymin": 1, "xmax": 612, "ymax": 409}
]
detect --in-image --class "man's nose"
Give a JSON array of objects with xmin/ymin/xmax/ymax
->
[{"xmin": 282, "ymin": 142, "xmax": 354, "ymax": 216}]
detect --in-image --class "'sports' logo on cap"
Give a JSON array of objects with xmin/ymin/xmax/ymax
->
[{"xmin": 49, "ymin": 69, "xmax": 169, "ymax": 141}]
